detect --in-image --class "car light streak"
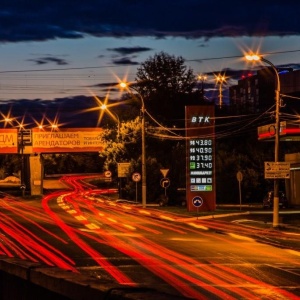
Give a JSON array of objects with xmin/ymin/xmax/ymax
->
[
  {"xmin": 121, "ymin": 205, "xmax": 133, "ymax": 210},
  {"xmin": 122, "ymin": 224, "xmax": 136, "ymax": 230},
  {"xmin": 286, "ymin": 249, "xmax": 300, "ymax": 257},
  {"xmin": 42, "ymin": 193, "xmax": 136, "ymax": 285},
  {"xmin": 209, "ymin": 261, "xmax": 299, "ymax": 299},
  {"xmin": 138, "ymin": 209, "xmax": 151, "ymax": 215},
  {"xmin": 40, "ymin": 175, "xmax": 300, "ymax": 299},
  {"xmin": 159, "ymin": 215, "xmax": 175, "ymax": 221},
  {"xmin": 188, "ymin": 222, "xmax": 209, "ymax": 230},
  {"xmin": 85, "ymin": 223, "xmax": 100, "ymax": 230},
  {"xmin": 228, "ymin": 233, "xmax": 256, "ymax": 242},
  {"xmin": 107, "ymin": 217, "xmax": 117, "ymax": 223},
  {"xmin": 0, "ymin": 209, "xmax": 76, "ymax": 270}
]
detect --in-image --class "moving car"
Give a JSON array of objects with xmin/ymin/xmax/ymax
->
[{"xmin": 263, "ymin": 191, "xmax": 288, "ymax": 208}]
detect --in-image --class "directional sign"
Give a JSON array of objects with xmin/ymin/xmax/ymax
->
[
  {"xmin": 264, "ymin": 162, "xmax": 290, "ymax": 179},
  {"xmin": 132, "ymin": 172, "xmax": 141, "ymax": 182},
  {"xmin": 160, "ymin": 178, "xmax": 170, "ymax": 188},
  {"xmin": 192, "ymin": 196, "xmax": 203, "ymax": 207},
  {"xmin": 118, "ymin": 162, "xmax": 130, "ymax": 177}
]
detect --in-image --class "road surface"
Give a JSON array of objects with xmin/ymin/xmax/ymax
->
[{"xmin": 0, "ymin": 175, "xmax": 299, "ymax": 299}]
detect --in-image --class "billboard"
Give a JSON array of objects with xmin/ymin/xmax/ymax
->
[
  {"xmin": 0, "ymin": 129, "xmax": 18, "ymax": 153},
  {"xmin": 32, "ymin": 128, "xmax": 105, "ymax": 153},
  {"xmin": 185, "ymin": 106, "xmax": 216, "ymax": 212}
]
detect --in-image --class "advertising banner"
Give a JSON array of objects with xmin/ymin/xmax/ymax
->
[
  {"xmin": 185, "ymin": 105, "xmax": 216, "ymax": 212},
  {"xmin": 0, "ymin": 129, "xmax": 18, "ymax": 153},
  {"xmin": 32, "ymin": 128, "xmax": 105, "ymax": 153}
]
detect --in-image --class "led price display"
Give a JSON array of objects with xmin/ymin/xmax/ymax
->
[
  {"xmin": 185, "ymin": 105, "xmax": 215, "ymax": 212},
  {"xmin": 189, "ymin": 138, "xmax": 213, "ymax": 192}
]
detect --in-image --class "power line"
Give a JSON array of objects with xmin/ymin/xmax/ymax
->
[
  {"xmin": 0, "ymin": 49, "xmax": 299, "ymax": 74},
  {"xmin": 188, "ymin": 49, "xmax": 300, "ymax": 62}
]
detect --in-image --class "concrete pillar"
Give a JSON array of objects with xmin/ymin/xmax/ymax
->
[{"xmin": 29, "ymin": 155, "xmax": 43, "ymax": 196}]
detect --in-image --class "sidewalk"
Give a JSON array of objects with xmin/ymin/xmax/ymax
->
[{"xmin": 146, "ymin": 204, "xmax": 300, "ymax": 233}]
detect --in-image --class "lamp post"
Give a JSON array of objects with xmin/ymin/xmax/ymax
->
[
  {"xmin": 5, "ymin": 117, "xmax": 26, "ymax": 197},
  {"xmin": 198, "ymin": 75, "xmax": 207, "ymax": 99},
  {"xmin": 215, "ymin": 75, "xmax": 226, "ymax": 108},
  {"xmin": 119, "ymin": 82, "xmax": 146, "ymax": 208},
  {"xmin": 100, "ymin": 104, "xmax": 120, "ymax": 140},
  {"xmin": 245, "ymin": 54, "xmax": 281, "ymax": 228}
]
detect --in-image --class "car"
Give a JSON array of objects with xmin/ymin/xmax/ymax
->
[{"xmin": 263, "ymin": 191, "xmax": 288, "ymax": 208}]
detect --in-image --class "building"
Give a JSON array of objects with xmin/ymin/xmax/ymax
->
[
  {"xmin": 229, "ymin": 67, "xmax": 300, "ymax": 207},
  {"xmin": 229, "ymin": 67, "xmax": 300, "ymax": 114}
]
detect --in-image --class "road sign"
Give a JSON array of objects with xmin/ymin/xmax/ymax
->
[
  {"xmin": 104, "ymin": 170, "xmax": 112, "ymax": 178},
  {"xmin": 264, "ymin": 162, "xmax": 290, "ymax": 179},
  {"xmin": 236, "ymin": 171, "xmax": 243, "ymax": 182},
  {"xmin": 192, "ymin": 196, "xmax": 203, "ymax": 207},
  {"xmin": 117, "ymin": 162, "xmax": 130, "ymax": 177},
  {"xmin": 132, "ymin": 172, "xmax": 141, "ymax": 182},
  {"xmin": 160, "ymin": 178, "xmax": 170, "ymax": 188},
  {"xmin": 160, "ymin": 169, "xmax": 169, "ymax": 178}
]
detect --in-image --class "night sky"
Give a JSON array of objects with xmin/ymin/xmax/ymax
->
[{"xmin": 0, "ymin": 1, "xmax": 299, "ymax": 105}]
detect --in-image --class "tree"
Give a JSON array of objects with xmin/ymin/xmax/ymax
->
[{"xmin": 135, "ymin": 51, "xmax": 198, "ymax": 126}]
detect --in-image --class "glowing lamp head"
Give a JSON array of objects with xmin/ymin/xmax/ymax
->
[
  {"xmin": 245, "ymin": 54, "xmax": 261, "ymax": 61},
  {"xmin": 119, "ymin": 82, "xmax": 127, "ymax": 89}
]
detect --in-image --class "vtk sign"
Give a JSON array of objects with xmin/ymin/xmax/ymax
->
[{"xmin": 185, "ymin": 105, "xmax": 216, "ymax": 212}]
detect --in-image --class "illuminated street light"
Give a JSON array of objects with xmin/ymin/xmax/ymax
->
[
  {"xmin": 198, "ymin": 75, "xmax": 207, "ymax": 99},
  {"xmin": 246, "ymin": 53, "xmax": 281, "ymax": 228},
  {"xmin": 215, "ymin": 75, "xmax": 226, "ymax": 108},
  {"xmin": 3, "ymin": 116, "xmax": 26, "ymax": 196},
  {"xmin": 119, "ymin": 82, "xmax": 146, "ymax": 208},
  {"xmin": 100, "ymin": 104, "xmax": 120, "ymax": 140}
]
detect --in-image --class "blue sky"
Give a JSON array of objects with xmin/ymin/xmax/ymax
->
[{"xmin": 0, "ymin": 1, "xmax": 300, "ymax": 102}]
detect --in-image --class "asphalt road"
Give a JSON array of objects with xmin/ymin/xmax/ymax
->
[{"xmin": 1, "ymin": 178, "xmax": 300, "ymax": 299}]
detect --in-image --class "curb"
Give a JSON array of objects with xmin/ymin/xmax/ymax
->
[{"xmin": 0, "ymin": 258, "xmax": 189, "ymax": 300}]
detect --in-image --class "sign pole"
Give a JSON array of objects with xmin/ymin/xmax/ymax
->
[
  {"xmin": 135, "ymin": 182, "xmax": 138, "ymax": 203},
  {"xmin": 132, "ymin": 172, "xmax": 141, "ymax": 203},
  {"xmin": 236, "ymin": 171, "xmax": 243, "ymax": 210},
  {"xmin": 239, "ymin": 180, "xmax": 242, "ymax": 211}
]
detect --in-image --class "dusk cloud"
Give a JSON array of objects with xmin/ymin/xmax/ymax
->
[
  {"xmin": 112, "ymin": 57, "xmax": 140, "ymax": 65},
  {"xmin": 107, "ymin": 47, "xmax": 152, "ymax": 55},
  {"xmin": 27, "ymin": 56, "xmax": 69, "ymax": 65},
  {"xmin": 0, "ymin": 1, "xmax": 299, "ymax": 43}
]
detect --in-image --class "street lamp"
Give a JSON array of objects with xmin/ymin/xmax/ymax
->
[
  {"xmin": 215, "ymin": 75, "xmax": 226, "ymax": 108},
  {"xmin": 246, "ymin": 54, "xmax": 281, "ymax": 228},
  {"xmin": 4, "ymin": 117, "xmax": 26, "ymax": 197},
  {"xmin": 100, "ymin": 104, "xmax": 120, "ymax": 140},
  {"xmin": 198, "ymin": 74, "xmax": 207, "ymax": 99},
  {"xmin": 119, "ymin": 82, "xmax": 146, "ymax": 208}
]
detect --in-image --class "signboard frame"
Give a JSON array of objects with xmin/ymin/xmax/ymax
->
[
  {"xmin": 0, "ymin": 129, "xmax": 18, "ymax": 153},
  {"xmin": 185, "ymin": 105, "xmax": 216, "ymax": 212},
  {"xmin": 264, "ymin": 161, "xmax": 290, "ymax": 179},
  {"xmin": 32, "ymin": 128, "xmax": 105, "ymax": 153},
  {"xmin": 118, "ymin": 162, "xmax": 131, "ymax": 178}
]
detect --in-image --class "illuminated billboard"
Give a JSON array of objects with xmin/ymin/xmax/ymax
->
[
  {"xmin": 32, "ymin": 128, "xmax": 105, "ymax": 153},
  {"xmin": 185, "ymin": 106, "xmax": 215, "ymax": 212},
  {"xmin": 0, "ymin": 129, "xmax": 18, "ymax": 153}
]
